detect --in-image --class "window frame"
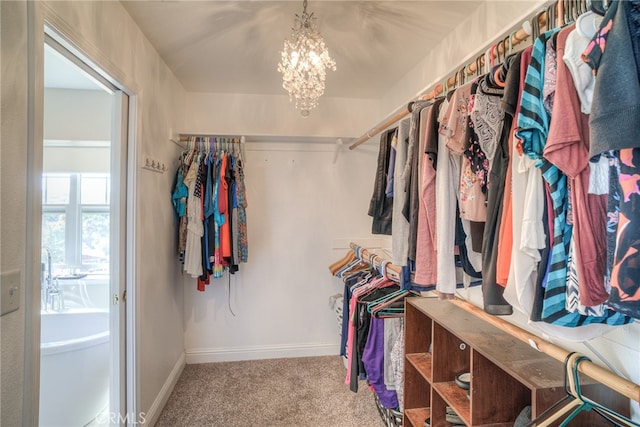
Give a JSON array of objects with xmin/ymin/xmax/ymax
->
[{"xmin": 42, "ymin": 172, "xmax": 110, "ymax": 272}]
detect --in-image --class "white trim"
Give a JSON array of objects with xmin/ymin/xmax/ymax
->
[
  {"xmin": 185, "ymin": 343, "xmax": 340, "ymax": 364},
  {"xmin": 24, "ymin": 2, "xmax": 45, "ymax": 425},
  {"xmin": 125, "ymin": 94, "xmax": 139, "ymax": 427},
  {"xmin": 142, "ymin": 352, "xmax": 186, "ymax": 427}
]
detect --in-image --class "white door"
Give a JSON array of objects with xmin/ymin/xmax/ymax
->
[{"xmin": 39, "ymin": 36, "xmax": 129, "ymax": 426}]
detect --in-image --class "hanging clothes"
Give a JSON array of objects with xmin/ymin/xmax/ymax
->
[
  {"xmin": 405, "ymin": 101, "xmax": 431, "ymax": 263},
  {"xmin": 172, "ymin": 137, "xmax": 249, "ymax": 288},
  {"xmin": 368, "ymin": 129, "xmax": 395, "ymax": 235},
  {"xmin": 414, "ymin": 98, "xmax": 444, "ymax": 287},
  {"xmin": 392, "ymin": 119, "xmax": 411, "ymax": 266},
  {"xmin": 363, "ymin": 0, "xmax": 640, "ymax": 325},
  {"xmin": 503, "ymin": 47, "xmax": 544, "ymax": 316}
]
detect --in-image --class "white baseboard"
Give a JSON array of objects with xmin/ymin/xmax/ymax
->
[
  {"xmin": 144, "ymin": 352, "xmax": 186, "ymax": 426},
  {"xmin": 185, "ymin": 343, "xmax": 339, "ymax": 364}
]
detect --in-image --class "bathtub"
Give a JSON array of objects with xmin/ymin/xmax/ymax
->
[{"xmin": 39, "ymin": 310, "xmax": 110, "ymax": 427}]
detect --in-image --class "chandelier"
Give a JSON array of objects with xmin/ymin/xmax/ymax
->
[{"xmin": 277, "ymin": 0, "xmax": 336, "ymax": 117}]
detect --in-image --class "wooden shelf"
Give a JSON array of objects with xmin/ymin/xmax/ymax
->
[
  {"xmin": 406, "ymin": 353, "xmax": 433, "ymax": 383},
  {"xmin": 432, "ymin": 381, "xmax": 470, "ymax": 425},
  {"xmin": 403, "ymin": 298, "xmax": 630, "ymax": 426},
  {"xmin": 404, "ymin": 407, "xmax": 430, "ymax": 427}
]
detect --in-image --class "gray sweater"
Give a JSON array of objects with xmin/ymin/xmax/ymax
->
[{"xmin": 589, "ymin": 0, "xmax": 640, "ymax": 157}]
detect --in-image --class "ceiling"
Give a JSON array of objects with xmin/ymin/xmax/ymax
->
[{"xmin": 121, "ymin": 1, "xmax": 483, "ymax": 99}]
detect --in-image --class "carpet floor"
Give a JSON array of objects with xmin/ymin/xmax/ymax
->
[{"xmin": 156, "ymin": 355, "xmax": 384, "ymax": 427}]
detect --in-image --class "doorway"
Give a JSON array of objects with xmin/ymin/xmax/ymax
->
[{"xmin": 38, "ymin": 36, "xmax": 129, "ymax": 426}]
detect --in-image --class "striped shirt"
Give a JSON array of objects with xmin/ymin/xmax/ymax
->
[{"xmin": 517, "ymin": 31, "xmax": 630, "ymax": 327}]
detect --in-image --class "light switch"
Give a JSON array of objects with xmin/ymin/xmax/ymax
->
[{"xmin": 1, "ymin": 270, "xmax": 21, "ymax": 316}]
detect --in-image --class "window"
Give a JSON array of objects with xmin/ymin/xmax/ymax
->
[{"xmin": 42, "ymin": 173, "xmax": 110, "ymax": 273}]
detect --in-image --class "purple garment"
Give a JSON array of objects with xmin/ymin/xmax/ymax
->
[{"xmin": 362, "ymin": 317, "xmax": 399, "ymax": 409}]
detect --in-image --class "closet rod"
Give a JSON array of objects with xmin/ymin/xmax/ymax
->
[
  {"xmin": 348, "ymin": 9, "xmax": 549, "ymax": 150},
  {"xmin": 349, "ymin": 242, "xmax": 402, "ymax": 282},
  {"xmin": 171, "ymin": 134, "xmax": 246, "ymax": 149},
  {"xmin": 450, "ymin": 298, "xmax": 640, "ymax": 403}
]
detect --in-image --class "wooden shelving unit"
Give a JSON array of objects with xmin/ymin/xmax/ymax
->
[{"xmin": 403, "ymin": 298, "xmax": 630, "ymax": 427}]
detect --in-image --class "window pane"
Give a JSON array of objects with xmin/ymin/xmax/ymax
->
[
  {"xmin": 81, "ymin": 175, "xmax": 109, "ymax": 205},
  {"xmin": 42, "ymin": 212, "xmax": 65, "ymax": 264},
  {"xmin": 81, "ymin": 212, "xmax": 110, "ymax": 269},
  {"xmin": 44, "ymin": 175, "xmax": 70, "ymax": 204}
]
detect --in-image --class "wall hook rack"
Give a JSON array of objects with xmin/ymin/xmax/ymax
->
[{"xmin": 141, "ymin": 157, "xmax": 167, "ymax": 174}]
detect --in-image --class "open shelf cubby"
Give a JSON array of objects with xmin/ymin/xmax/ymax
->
[{"xmin": 402, "ymin": 297, "xmax": 629, "ymax": 427}]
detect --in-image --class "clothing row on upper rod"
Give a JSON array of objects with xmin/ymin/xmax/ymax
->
[
  {"xmin": 427, "ymin": 0, "xmax": 612, "ymax": 99},
  {"xmin": 349, "ymin": 0, "xmax": 614, "ymax": 151},
  {"xmin": 329, "ymin": 244, "xmax": 419, "ymax": 412},
  {"xmin": 171, "ymin": 134, "xmax": 249, "ymax": 290},
  {"xmin": 368, "ymin": 0, "xmax": 640, "ymax": 346},
  {"xmin": 179, "ymin": 135, "xmax": 244, "ymax": 157}
]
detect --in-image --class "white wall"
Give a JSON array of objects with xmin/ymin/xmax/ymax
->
[
  {"xmin": 185, "ymin": 92, "xmax": 381, "ymax": 139},
  {"xmin": 376, "ymin": 1, "xmax": 549, "ymax": 132},
  {"xmin": 44, "ymin": 88, "xmax": 112, "ymax": 141},
  {"xmin": 1, "ymin": 1, "xmax": 29, "ymax": 425},
  {"xmin": 1, "ymin": 1, "xmax": 187, "ymax": 425},
  {"xmin": 184, "ymin": 141, "xmax": 381, "ymax": 362},
  {"xmin": 38, "ymin": 1, "xmax": 188, "ymax": 422}
]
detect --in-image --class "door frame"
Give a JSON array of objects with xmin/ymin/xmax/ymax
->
[{"xmin": 25, "ymin": 2, "xmax": 139, "ymax": 425}]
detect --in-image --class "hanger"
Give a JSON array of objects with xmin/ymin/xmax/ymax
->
[
  {"xmin": 336, "ymin": 246, "xmax": 369, "ymax": 278},
  {"xmin": 495, "ymin": 41, "xmax": 503, "ymax": 66},
  {"xmin": 475, "ymin": 55, "xmax": 483, "ymax": 77},
  {"xmin": 444, "ymin": 76, "xmax": 455, "ymax": 100},
  {"xmin": 378, "ymin": 259, "xmax": 390, "ymax": 280},
  {"xmin": 329, "ymin": 249, "xmax": 356, "ymax": 276},
  {"xmin": 565, "ymin": 0, "xmax": 572, "ymax": 25},
  {"xmin": 531, "ymin": 10, "xmax": 543, "ymax": 39},
  {"xmin": 559, "ymin": 354, "xmax": 638, "ymax": 427},
  {"xmin": 526, "ymin": 352, "xmax": 639, "ymax": 427},
  {"xmin": 576, "ymin": 7, "xmax": 602, "ymax": 38},
  {"xmin": 366, "ymin": 288, "xmax": 418, "ymax": 316},
  {"xmin": 588, "ymin": 0, "xmax": 607, "ymax": 16},
  {"xmin": 546, "ymin": 3, "xmax": 557, "ymax": 30},
  {"xmin": 505, "ymin": 33, "xmax": 513, "ymax": 57}
]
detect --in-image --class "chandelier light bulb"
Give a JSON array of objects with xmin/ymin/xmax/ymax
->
[{"xmin": 277, "ymin": 0, "xmax": 336, "ymax": 117}]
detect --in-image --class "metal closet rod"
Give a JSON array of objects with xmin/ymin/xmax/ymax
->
[{"xmin": 349, "ymin": 8, "xmax": 550, "ymax": 151}]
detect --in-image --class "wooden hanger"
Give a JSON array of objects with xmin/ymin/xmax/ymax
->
[{"xmin": 329, "ymin": 250, "xmax": 356, "ymax": 276}]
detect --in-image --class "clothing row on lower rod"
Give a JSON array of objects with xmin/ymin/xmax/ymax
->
[
  {"xmin": 332, "ymin": 253, "xmax": 418, "ymax": 412},
  {"xmin": 172, "ymin": 137, "xmax": 248, "ymax": 290}
]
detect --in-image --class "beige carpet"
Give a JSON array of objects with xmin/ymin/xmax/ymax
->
[{"xmin": 156, "ymin": 355, "xmax": 384, "ymax": 427}]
